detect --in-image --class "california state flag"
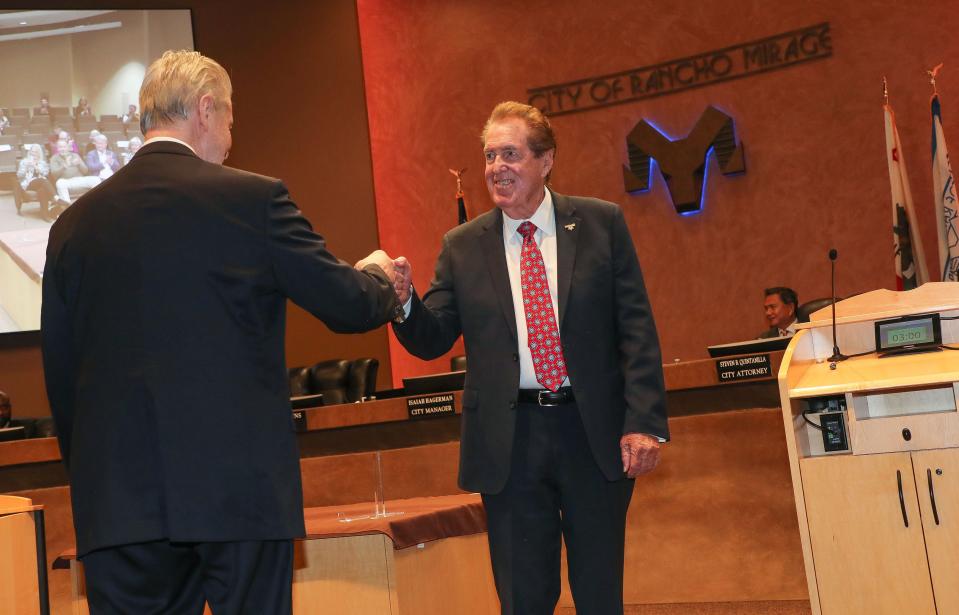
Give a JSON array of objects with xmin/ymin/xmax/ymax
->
[
  {"xmin": 885, "ymin": 103, "xmax": 928, "ymax": 289},
  {"xmin": 931, "ymin": 94, "xmax": 959, "ymax": 281}
]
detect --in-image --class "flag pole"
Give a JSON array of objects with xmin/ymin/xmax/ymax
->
[{"xmin": 449, "ymin": 167, "xmax": 469, "ymax": 225}]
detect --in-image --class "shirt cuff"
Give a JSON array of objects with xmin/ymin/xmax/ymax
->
[{"xmin": 401, "ymin": 286, "xmax": 413, "ymax": 319}]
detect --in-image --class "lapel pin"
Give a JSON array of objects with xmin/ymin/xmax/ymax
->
[{"xmin": 564, "ymin": 223, "xmax": 576, "ymax": 231}]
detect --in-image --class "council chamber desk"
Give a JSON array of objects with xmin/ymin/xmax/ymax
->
[
  {"xmin": 1, "ymin": 352, "xmax": 811, "ymax": 615},
  {"xmin": 54, "ymin": 494, "xmax": 497, "ymax": 615}
]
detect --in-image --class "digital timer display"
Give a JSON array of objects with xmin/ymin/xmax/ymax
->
[
  {"xmin": 875, "ymin": 312, "xmax": 942, "ymax": 356},
  {"xmin": 885, "ymin": 324, "xmax": 932, "ymax": 347}
]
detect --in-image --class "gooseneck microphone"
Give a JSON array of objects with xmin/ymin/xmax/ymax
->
[{"xmin": 827, "ymin": 248, "xmax": 847, "ymax": 363}]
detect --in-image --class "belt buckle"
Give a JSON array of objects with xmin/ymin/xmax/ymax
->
[{"xmin": 537, "ymin": 390, "xmax": 559, "ymax": 407}]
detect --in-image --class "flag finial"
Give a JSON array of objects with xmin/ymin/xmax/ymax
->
[
  {"xmin": 928, "ymin": 63, "xmax": 944, "ymax": 95},
  {"xmin": 883, "ymin": 76, "xmax": 889, "ymax": 106},
  {"xmin": 448, "ymin": 167, "xmax": 466, "ymax": 198},
  {"xmin": 449, "ymin": 168, "xmax": 469, "ymax": 225}
]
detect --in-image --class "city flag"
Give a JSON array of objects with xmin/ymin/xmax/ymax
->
[
  {"xmin": 932, "ymin": 94, "xmax": 959, "ymax": 281},
  {"xmin": 885, "ymin": 103, "xmax": 928, "ymax": 289}
]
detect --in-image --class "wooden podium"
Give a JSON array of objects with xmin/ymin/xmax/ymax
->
[
  {"xmin": 0, "ymin": 495, "xmax": 49, "ymax": 615},
  {"xmin": 778, "ymin": 283, "xmax": 959, "ymax": 615}
]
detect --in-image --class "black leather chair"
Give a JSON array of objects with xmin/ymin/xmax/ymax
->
[
  {"xmin": 287, "ymin": 366, "xmax": 312, "ymax": 397},
  {"xmin": 347, "ymin": 358, "xmax": 379, "ymax": 402},
  {"xmin": 31, "ymin": 418, "xmax": 56, "ymax": 438},
  {"xmin": 5, "ymin": 418, "xmax": 56, "ymax": 439},
  {"xmin": 307, "ymin": 359, "xmax": 353, "ymax": 406},
  {"xmin": 289, "ymin": 358, "xmax": 380, "ymax": 405},
  {"xmin": 797, "ymin": 297, "xmax": 839, "ymax": 323},
  {"xmin": 12, "ymin": 180, "xmax": 49, "ymax": 219},
  {"xmin": 450, "ymin": 355, "xmax": 467, "ymax": 372}
]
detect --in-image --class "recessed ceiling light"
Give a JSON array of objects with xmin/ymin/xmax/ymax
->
[{"xmin": 19, "ymin": 21, "xmax": 27, "ymax": 25}]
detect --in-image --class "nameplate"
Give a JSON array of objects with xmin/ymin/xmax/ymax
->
[
  {"xmin": 407, "ymin": 393, "xmax": 456, "ymax": 420},
  {"xmin": 716, "ymin": 353, "xmax": 772, "ymax": 382},
  {"xmin": 292, "ymin": 410, "xmax": 307, "ymax": 432}
]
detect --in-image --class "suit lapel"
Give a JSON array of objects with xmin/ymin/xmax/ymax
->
[
  {"xmin": 552, "ymin": 191, "xmax": 580, "ymax": 329},
  {"xmin": 480, "ymin": 208, "xmax": 518, "ymax": 342}
]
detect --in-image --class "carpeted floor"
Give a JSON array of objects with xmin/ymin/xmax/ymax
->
[{"xmin": 557, "ymin": 601, "xmax": 811, "ymax": 614}]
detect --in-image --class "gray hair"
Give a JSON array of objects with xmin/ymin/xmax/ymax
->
[{"xmin": 139, "ymin": 50, "xmax": 232, "ymax": 133}]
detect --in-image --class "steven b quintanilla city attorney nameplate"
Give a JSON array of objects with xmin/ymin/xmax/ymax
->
[
  {"xmin": 407, "ymin": 393, "xmax": 456, "ymax": 420},
  {"xmin": 716, "ymin": 353, "xmax": 772, "ymax": 383}
]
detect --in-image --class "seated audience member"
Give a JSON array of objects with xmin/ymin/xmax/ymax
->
[
  {"xmin": 57, "ymin": 129, "xmax": 79, "ymax": 153},
  {"xmin": 75, "ymin": 96, "xmax": 94, "ymax": 118},
  {"xmin": 46, "ymin": 125, "xmax": 69, "ymax": 157},
  {"xmin": 759, "ymin": 287, "xmax": 799, "ymax": 338},
  {"xmin": 121, "ymin": 136, "xmax": 143, "ymax": 165},
  {"xmin": 84, "ymin": 129, "xmax": 102, "ymax": 155},
  {"xmin": 37, "ymin": 96, "xmax": 51, "ymax": 116},
  {"xmin": 17, "ymin": 144, "xmax": 56, "ymax": 210},
  {"xmin": 85, "ymin": 134, "xmax": 120, "ymax": 180},
  {"xmin": 51, "ymin": 139, "xmax": 99, "ymax": 205},
  {"xmin": 122, "ymin": 103, "xmax": 140, "ymax": 125}
]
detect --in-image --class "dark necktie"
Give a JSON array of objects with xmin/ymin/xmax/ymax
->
[{"xmin": 518, "ymin": 221, "xmax": 567, "ymax": 391}]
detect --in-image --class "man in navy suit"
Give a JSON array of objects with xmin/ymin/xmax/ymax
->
[
  {"xmin": 42, "ymin": 50, "xmax": 401, "ymax": 614},
  {"xmin": 392, "ymin": 102, "xmax": 668, "ymax": 615},
  {"xmin": 84, "ymin": 133, "xmax": 120, "ymax": 180}
]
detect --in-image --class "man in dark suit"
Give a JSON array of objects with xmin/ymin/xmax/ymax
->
[
  {"xmin": 41, "ymin": 50, "xmax": 400, "ymax": 614},
  {"xmin": 758, "ymin": 286, "xmax": 799, "ymax": 338},
  {"xmin": 392, "ymin": 102, "xmax": 668, "ymax": 615}
]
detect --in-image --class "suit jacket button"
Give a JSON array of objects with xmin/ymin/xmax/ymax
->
[
  {"xmin": 511, "ymin": 353, "xmax": 518, "ymax": 362},
  {"xmin": 509, "ymin": 401, "xmax": 516, "ymax": 409}
]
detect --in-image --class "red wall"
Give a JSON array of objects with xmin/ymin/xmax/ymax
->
[{"xmin": 357, "ymin": 0, "xmax": 959, "ymax": 385}]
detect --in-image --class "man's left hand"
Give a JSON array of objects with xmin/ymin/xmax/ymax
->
[{"xmin": 620, "ymin": 432, "xmax": 660, "ymax": 478}]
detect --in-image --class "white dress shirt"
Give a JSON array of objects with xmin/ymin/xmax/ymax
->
[
  {"xmin": 779, "ymin": 319, "xmax": 799, "ymax": 337},
  {"xmin": 399, "ymin": 190, "xmax": 569, "ymax": 389},
  {"xmin": 142, "ymin": 136, "xmax": 197, "ymax": 155}
]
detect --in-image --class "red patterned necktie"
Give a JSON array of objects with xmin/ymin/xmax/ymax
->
[{"xmin": 518, "ymin": 221, "xmax": 567, "ymax": 391}]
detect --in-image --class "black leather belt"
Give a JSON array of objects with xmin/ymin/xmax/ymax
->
[{"xmin": 517, "ymin": 387, "xmax": 575, "ymax": 407}]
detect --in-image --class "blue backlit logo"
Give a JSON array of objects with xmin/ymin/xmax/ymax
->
[{"xmin": 623, "ymin": 106, "xmax": 745, "ymax": 215}]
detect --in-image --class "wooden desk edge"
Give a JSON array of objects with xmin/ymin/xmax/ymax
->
[{"xmin": 3, "ymin": 353, "xmax": 784, "ymax": 469}]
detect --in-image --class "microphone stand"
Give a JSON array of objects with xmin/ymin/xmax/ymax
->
[{"xmin": 827, "ymin": 248, "xmax": 847, "ymax": 363}]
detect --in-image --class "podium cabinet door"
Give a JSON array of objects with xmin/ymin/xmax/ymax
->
[
  {"xmin": 911, "ymin": 448, "xmax": 959, "ymax": 614},
  {"xmin": 799, "ymin": 453, "xmax": 935, "ymax": 615}
]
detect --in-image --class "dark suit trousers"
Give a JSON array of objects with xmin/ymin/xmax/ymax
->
[
  {"xmin": 81, "ymin": 539, "xmax": 293, "ymax": 615},
  {"xmin": 482, "ymin": 401, "xmax": 634, "ymax": 615}
]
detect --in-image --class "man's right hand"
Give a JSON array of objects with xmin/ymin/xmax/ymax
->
[
  {"xmin": 355, "ymin": 249, "xmax": 396, "ymax": 282},
  {"xmin": 393, "ymin": 257, "xmax": 412, "ymax": 304}
]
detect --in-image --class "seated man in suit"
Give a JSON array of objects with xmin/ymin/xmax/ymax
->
[
  {"xmin": 759, "ymin": 286, "xmax": 799, "ymax": 338},
  {"xmin": 84, "ymin": 134, "xmax": 121, "ymax": 180}
]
